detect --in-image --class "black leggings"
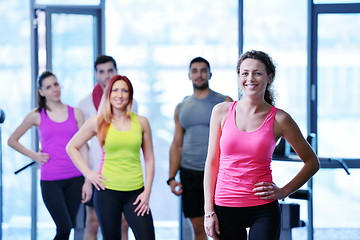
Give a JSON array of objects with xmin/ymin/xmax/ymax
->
[
  {"xmin": 41, "ymin": 176, "xmax": 84, "ymax": 240},
  {"xmin": 215, "ymin": 201, "xmax": 281, "ymax": 240},
  {"xmin": 94, "ymin": 187, "xmax": 155, "ymax": 240}
]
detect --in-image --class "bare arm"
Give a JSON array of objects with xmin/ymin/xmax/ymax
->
[
  {"xmin": 168, "ymin": 105, "xmax": 185, "ymax": 195},
  {"xmin": 7, "ymin": 110, "xmax": 49, "ymax": 164},
  {"xmin": 66, "ymin": 117, "xmax": 106, "ymax": 190},
  {"xmin": 73, "ymin": 108, "xmax": 89, "ymax": 166},
  {"xmin": 133, "ymin": 115, "xmax": 155, "ymax": 216},
  {"xmin": 276, "ymin": 110, "xmax": 320, "ymax": 196},
  {"xmin": 203, "ymin": 102, "xmax": 230, "ymax": 239},
  {"xmin": 253, "ymin": 109, "xmax": 320, "ymax": 199},
  {"xmin": 73, "ymin": 107, "xmax": 92, "ymax": 203}
]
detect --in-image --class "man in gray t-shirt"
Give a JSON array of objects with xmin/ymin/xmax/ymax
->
[{"xmin": 167, "ymin": 57, "xmax": 232, "ymax": 240}]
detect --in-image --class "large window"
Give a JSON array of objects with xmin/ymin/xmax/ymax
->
[
  {"xmin": 1, "ymin": 0, "xmax": 102, "ymax": 238},
  {"xmin": 243, "ymin": 1, "xmax": 310, "ymax": 239},
  {"xmin": 105, "ymin": 0, "xmax": 238, "ymax": 238},
  {"xmin": 243, "ymin": 1, "xmax": 360, "ymax": 239},
  {"xmin": 315, "ymin": 12, "xmax": 360, "ymax": 236},
  {"xmin": 0, "ymin": 0, "xmax": 32, "ymax": 238},
  {"xmin": 317, "ymin": 13, "xmax": 360, "ymax": 159},
  {"xmin": 2, "ymin": 0, "xmax": 359, "ymax": 239}
]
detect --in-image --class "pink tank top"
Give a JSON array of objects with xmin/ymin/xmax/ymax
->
[
  {"xmin": 215, "ymin": 101, "xmax": 277, "ymax": 207},
  {"xmin": 38, "ymin": 105, "xmax": 82, "ymax": 181}
]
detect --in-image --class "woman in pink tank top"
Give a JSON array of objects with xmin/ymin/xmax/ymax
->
[
  {"xmin": 8, "ymin": 71, "xmax": 89, "ymax": 239},
  {"xmin": 203, "ymin": 50, "xmax": 320, "ymax": 240}
]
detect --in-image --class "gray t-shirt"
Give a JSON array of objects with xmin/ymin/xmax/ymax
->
[{"xmin": 178, "ymin": 90, "xmax": 227, "ymax": 171}]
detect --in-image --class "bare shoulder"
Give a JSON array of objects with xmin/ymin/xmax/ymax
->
[
  {"xmin": 26, "ymin": 109, "xmax": 41, "ymax": 124},
  {"xmin": 136, "ymin": 114, "xmax": 151, "ymax": 133},
  {"xmin": 29, "ymin": 108, "xmax": 40, "ymax": 117},
  {"xmin": 211, "ymin": 102, "xmax": 233, "ymax": 127},
  {"xmin": 136, "ymin": 114, "xmax": 150, "ymax": 126},
  {"xmin": 73, "ymin": 107, "xmax": 84, "ymax": 119},
  {"xmin": 213, "ymin": 101, "xmax": 233, "ymax": 115},
  {"xmin": 275, "ymin": 108, "xmax": 294, "ymax": 124},
  {"xmin": 274, "ymin": 108, "xmax": 300, "ymax": 138}
]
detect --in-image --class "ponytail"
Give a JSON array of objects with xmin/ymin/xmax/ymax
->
[{"xmin": 36, "ymin": 71, "xmax": 56, "ymax": 112}]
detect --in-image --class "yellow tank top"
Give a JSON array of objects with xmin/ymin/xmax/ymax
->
[{"xmin": 101, "ymin": 112, "xmax": 144, "ymax": 191}]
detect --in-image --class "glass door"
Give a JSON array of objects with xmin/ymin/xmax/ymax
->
[
  {"xmin": 316, "ymin": 12, "xmax": 360, "ymax": 230},
  {"xmin": 317, "ymin": 13, "xmax": 360, "ymax": 159},
  {"xmin": 311, "ymin": 2, "xmax": 360, "ymax": 239},
  {"xmin": 44, "ymin": 8, "xmax": 102, "ymax": 106},
  {"xmin": 32, "ymin": 3, "xmax": 103, "ymax": 239}
]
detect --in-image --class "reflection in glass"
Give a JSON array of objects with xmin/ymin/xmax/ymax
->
[
  {"xmin": 318, "ymin": 14, "xmax": 360, "ymax": 159},
  {"xmin": 316, "ymin": 13, "xmax": 360, "ymax": 232},
  {"xmin": 51, "ymin": 13, "xmax": 94, "ymax": 107}
]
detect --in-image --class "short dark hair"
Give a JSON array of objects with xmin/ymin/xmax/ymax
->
[
  {"xmin": 189, "ymin": 57, "xmax": 211, "ymax": 72},
  {"xmin": 94, "ymin": 55, "xmax": 117, "ymax": 71}
]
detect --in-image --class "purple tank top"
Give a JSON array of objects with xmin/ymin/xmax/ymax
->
[
  {"xmin": 38, "ymin": 105, "xmax": 82, "ymax": 180},
  {"xmin": 215, "ymin": 101, "xmax": 277, "ymax": 207}
]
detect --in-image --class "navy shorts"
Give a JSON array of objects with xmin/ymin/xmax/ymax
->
[{"xmin": 180, "ymin": 167, "xmax": 205, "ymax": 218}]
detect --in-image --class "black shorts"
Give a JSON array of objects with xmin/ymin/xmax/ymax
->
[
  {"xmin": 214, "ymin": 201, "xmax": 280, "ymax": 240},
  {"xmin": 180, "ymin": 167, "xmax": 205, "ymax": 218}
]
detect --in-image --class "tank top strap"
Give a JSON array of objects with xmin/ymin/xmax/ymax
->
[
  {"xmin": 40, "ymin": 105, "xmax": 76, "ymax": 124},
  {"xmin": 266, "ymin": 106, "xmax": 277, "ymax": 121},
  {"xmin": 129, "ymin": 112, "xmax": 142, "ymax": 133},
  {"xmin": 39, "ymin": 107, "xmax": 49, "ymax": 123},
  {"xmin": 229, "ymin": 101, "xmax": 237, "ymax": 112},
  {"xmin": 223, "ymin": 101, "xmax": 237, "ymax": 127},
  {"xmin": 40, "ymin": 108, "xmax": 45, "ymax": 117},
  {"xmin": 130, "ymin": 111, "xmax": 137, "ymax": 121},
  {"xmin": 67, "ymin": 105, "xmax": 75, "ymax": 122},
  {"xmin": 260, "ymin": 106, "xmax": 277, "ymax": 128}
]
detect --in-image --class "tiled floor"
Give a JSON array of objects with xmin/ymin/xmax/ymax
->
[{"xmin": 3, "ymin": 224, "xmax": 360, "ymax": 239}]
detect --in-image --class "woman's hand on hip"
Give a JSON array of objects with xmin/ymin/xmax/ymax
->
[
  {"xmin": 253, "ymin": 182, "xmax": 286, "ymax": 200},
  {"xmin": 85, "ymin": 170, "xmax": 107, "ymax": 191},
  {"xmin": 33, "ymin": 151, "xmax": 49, "ymax": 165}
]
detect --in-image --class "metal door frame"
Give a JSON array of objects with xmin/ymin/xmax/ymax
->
[
  {"xmin": 237, "ymin": 1, "xmax": 360, "ymax": 240},
  {"xmin": 29, "ymin": 1, "xmax": 104, "ymax": 239}
]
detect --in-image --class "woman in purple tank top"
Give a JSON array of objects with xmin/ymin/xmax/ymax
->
[
  {"xmin": 8, "ymin": 71, "xmax": 90, "ymax": 239},
  {"xmin": 203, "ymin": 50, "xmax": 320, "ymax": 240}
]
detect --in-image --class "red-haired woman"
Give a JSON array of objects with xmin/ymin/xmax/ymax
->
[{"xmin": 66, "ymin": 75, "xmax": 155, "ymax": 240}]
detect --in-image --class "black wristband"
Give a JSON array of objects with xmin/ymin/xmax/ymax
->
[{"xmin": 166, "ymin": 177, "xmax": 175, "ymax": 185}]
